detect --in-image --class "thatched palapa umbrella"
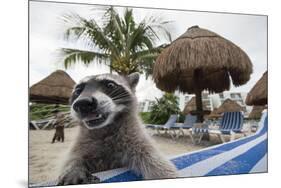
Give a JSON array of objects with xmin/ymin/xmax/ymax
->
[
  {"xmin": 153, "ymin": 25, "xmax": 252, "ymax": 122},
  {"xmin": 208, "ymin": 99, "xmax": 245, "ymax": 119},
  {"xmin": 246, "ymin": 71, "xmax": 267, "ymax": 106},
  {"xmin": 208, "ymin": 108, "xmax": 221, "ymax": 119},
  {"xmin": 215, "ymin": 99, "xmax": 245, "ymax": 114},
  {"xmin": 248, "ymin": 105, "xmax": 266, "ymax": 119},
  {"xmin": 183, "ymin": 97, "xmax": 210, "ymax": 115},
  {"xmin": 30, "ymin": 70, "xmax": 76, "ymax": 105}
]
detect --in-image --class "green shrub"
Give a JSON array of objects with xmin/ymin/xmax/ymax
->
[
  {"xmin": 139, "ymin": 112, "xmax": 151, "ymax": 124},
  {"xmin": 148, "ymin": 93, "xmax": 180, "ymax": 124},
  {"xmin": 30, "ymin": 103, "xmax": 70, "ymax": 120}
]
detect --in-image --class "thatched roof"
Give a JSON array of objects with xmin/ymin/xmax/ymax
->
[
  {"xmin": 183, "ymin": 97, "xmax": 210, "ymax": 114},
  {"xmin": 153, "ymin": 25, "xmax": 253, "ymax": 94},
  {"xmin": 208, "ymin": 108, "xmax": 222, "ymax": 119},
  {"xmin": 216, "ymin": 99, "xmax": 244, "ymax": 114},
  {"xmin": 248, "ymin": 105, "xmax": 266, "ymax": 119},
  {"xmin": 30, "ymin": 70, "xmax": 76, "ymax": 104},
  {"xmin": 246, "ymin": 71, "xmax": 268, "ymax": 106}
]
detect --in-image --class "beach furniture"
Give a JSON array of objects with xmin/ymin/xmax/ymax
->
[
  {"xmin": 29, "ymin": 122, "xmax": 40, "ymax": 130},
  {"xmin": 30, "ymin": 116, "xmax": 56, "ymax": 130},
  {"xmin": 30, "ymin": 111, "xmax": 267, "ymax": 187},
  {"xmin": 193, "ymin": 111, "xmax": 246, "ymax": 143},
  {"xmin": 155, "ymin": 114, "xmax": 178, "ymax": 136},
  {"xmin": 175, "ymin": 114, "xmax": 197, "ymax": 141},
  {"xmin": 146, "ymin": 114, "xmax": 178, "ymax": 138}
]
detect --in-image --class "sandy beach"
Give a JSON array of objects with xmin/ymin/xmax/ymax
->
[{"xmin": 29, "ymin": 126, "xmax": 247, "ymax": 184}]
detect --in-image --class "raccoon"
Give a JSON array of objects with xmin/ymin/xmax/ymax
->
[{"xmin": 57, "ymin": 73, "xmax": 178, "ymax": 185}]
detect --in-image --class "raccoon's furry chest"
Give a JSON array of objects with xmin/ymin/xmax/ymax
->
[{"xmin": 82, "ymin": 132, "xmax": 125, "ymax": 173}]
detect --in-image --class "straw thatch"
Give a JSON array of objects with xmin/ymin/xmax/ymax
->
[
  {"xmin": 153, "ymin": 25, "xmax": 253, "ymax": 93},
  {"xmin": 30, "ymin": 70, "xmax": 76, "ymax": 104},
  {"xmin": 208, "ymin": 108, "xmax": 222, "ymax": 119},
  {"xmin": 216, "ymin": 99, "xmax": 245, "ymax": 114},
  {"xmin": 248, "ymin": 105, "xmax": 266, "ymax": 119},
  {"xmin": 246, "ymin": 71, "xmax": 268, "ymax": 106},
  {"xmin": 183, "ymin": 97, "xmax": 210, "ymax": 115}
]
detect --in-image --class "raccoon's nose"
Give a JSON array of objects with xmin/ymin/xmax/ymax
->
[{"xmin": 73, "ymin": 97, "xmax": 98, "ymax": 114}]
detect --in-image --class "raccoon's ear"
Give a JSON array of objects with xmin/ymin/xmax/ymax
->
[{"xmin": 127, "ymin": 72, "xmax": 139, "ymax": 89}]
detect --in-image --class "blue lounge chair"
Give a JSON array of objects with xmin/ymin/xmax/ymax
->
[
  {"xmin": 146, "ymin": 115, "xmax": 178, "ymax": 138},
  {"xmin": 31, "ymin": 111, "xmax": 267, "ymax": 187},
  {"xmin": 181, "ymin": 114, "xmax": 197, "ymax": 129},
  {"xmin": 146, "ymin": 114, "xmax": 178, "ymax": 128},
  {"xmin": 154, "ymin": 114, "xmax": 178, "ymax": 136},
  {"xmin": 175, "ymin": 114, "xmax": 197, "ymax": 140},
  {"xmin": 193, "ymin": 111, "xmax": 246, "ymax": 143}
]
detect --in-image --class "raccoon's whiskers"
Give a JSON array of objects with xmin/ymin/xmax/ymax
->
[
  {"xmin": 108, "ymin": 89, "xmax": 121, "ymax": 96},
  {"xmin": 111, "ymin": 92, "xmax": 130, "ymax": 99},
  {"xmin": 112, "ymin": 94, "xmax": 131, "ymax": 101}
]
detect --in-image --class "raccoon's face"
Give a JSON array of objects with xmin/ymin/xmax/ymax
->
[{"xmin": 70, "ymin": 73, "xmax": 139, "ymax": 129}]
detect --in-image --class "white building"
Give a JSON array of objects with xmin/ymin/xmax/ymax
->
[
  {"xmin": 176, "ymin": 91, "xmax": 214, "ymax": 112},
  {"xmin": 138, "ymin": 99, "xmax": 155, "ymax": 112},
  {"xmin": 210, "ymin": 91, "xmax": 251, "ymax": 115},
  {"xmin": 175, "ymin": 91, "xmax": 252, "ymax": 114},
  {"xmin": 139, "ymin": 91, "xmax": 252, "ymax": 115}
]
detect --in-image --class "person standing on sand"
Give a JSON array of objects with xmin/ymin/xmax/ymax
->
[{"xmin": 52, "ymin": 112, "xmax": 65, "ymax": 143}]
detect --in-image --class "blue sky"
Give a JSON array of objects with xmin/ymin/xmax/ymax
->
[{"xmin": 29, "ymin": 1, "xmax": 267, "ymax": 101}]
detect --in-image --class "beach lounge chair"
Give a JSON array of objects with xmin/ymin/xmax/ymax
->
[
  {"xmin": 146, "ymin": 114, "xmax": 178, "ymax": 137},
  {"xmin": 156, "ymin": 114, "xmax": 178, "ymax": 136},
  {"xmin": 193, "ymin": 111, "xmax": 246, "ymax": 143},
  {"xmin": 175, "ymin": 114, "xmax": 197, "ymax": 141},
  {"xmin": 30, "ymin": 116, "xmax": 56, "ymax": 130},
  {"xmin": 30, "ymin": 111, "xmax": 268, "ymax": 187}
]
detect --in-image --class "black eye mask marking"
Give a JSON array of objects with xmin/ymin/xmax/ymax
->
[
  {"xmin": 100, "ymin": 79, "xmax": 132, "ymax": 104},
  {"xmin": 101, "ymin": 80, "xmax": 118, "ymax": 90},
  {"xmin": 70, "ymin": 83, "xmax": 86, "ymax": 104}
]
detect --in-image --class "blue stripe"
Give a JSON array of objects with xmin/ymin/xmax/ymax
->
[
  {"xmin": 103, "ymin": 171, "xmax": 142, "ymax": 183},
  {"xmin": 221, "ymin": 113, "xmax": 226, "ymax": 129},
  {"xmin": 227, "ymin": 112, "xmax": 232, "ymax": 130},
  {"xmin": 225, "ymin": 112, "xmax": 231, "ymax": 130},
  {"xmin": 206, "ymin": 139, "xmax": 267, "ymax": 176}
]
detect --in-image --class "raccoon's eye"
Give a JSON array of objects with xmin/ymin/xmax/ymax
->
[
  {"xmin": 74, "ymin": 84, "xmax": 85, "ymax": 96},
  {"xmin": 106, "ymin": 81, "xmax": 117, "ymax": 90},
  {"xmin": 74, "ymin": 88, "xmax": 83, "ymax": 95}
]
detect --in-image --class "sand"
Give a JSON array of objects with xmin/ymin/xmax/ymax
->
[{"xmin": 29, "ymin": 127, "xmax": 246, "ymax": 184}]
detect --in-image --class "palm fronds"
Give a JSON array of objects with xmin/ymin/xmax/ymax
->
[{"xmin": 59, "ymin": 7, "xmax": 172, "ymax": 76}]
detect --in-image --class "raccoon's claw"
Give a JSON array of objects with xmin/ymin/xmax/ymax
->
[
  {"xmin": 57, "ymin": 169, "xmax": 99, "ymax": 185},
  {"xmin": 89, "ymin": 175, "xmax": 101, "ymax": 183}
]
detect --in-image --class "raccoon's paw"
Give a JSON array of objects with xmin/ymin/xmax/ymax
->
[{"xmin": 57, "ymin": 168, "xmax": 100, "ymax": 185}]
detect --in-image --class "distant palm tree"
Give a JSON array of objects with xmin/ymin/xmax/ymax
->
[{"xmin": 59, "ymin": 7, "xmax": 172, "ymax": 77}]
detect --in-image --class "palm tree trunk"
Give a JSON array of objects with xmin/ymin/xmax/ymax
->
[
  {"xmin": 195, "ymin": 89, "xmax": 203, "ymax": 123},
  {"xmin": 195, "ymin": 89, "xmax": 210, "ymax": 141}
]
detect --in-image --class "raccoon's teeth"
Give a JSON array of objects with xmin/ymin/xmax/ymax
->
[
  {"xmin": 88, "ymin": 114, "xmax": 103, "ymax": 120},
  {"xmin": 83, "ymin": 113, "xmax": 108, "ymax": 127}
]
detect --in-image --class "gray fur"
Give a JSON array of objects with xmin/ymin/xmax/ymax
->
[{"xmin": 58, "ymin": 73, "xmax": 178, "ymax": 185}]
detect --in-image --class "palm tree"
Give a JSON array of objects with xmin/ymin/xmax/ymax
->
[{"xmin": 59, "ymin": 7, "xmax": 171, "ymax": 77}]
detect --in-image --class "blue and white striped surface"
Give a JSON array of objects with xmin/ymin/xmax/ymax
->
[
  {"xmin": 30, "ymin": 112, "xmax": 268, "ymax": 187},
  {"xmin": 193, "ymin": 111, "xmax": 244, "ymax": 134}
]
